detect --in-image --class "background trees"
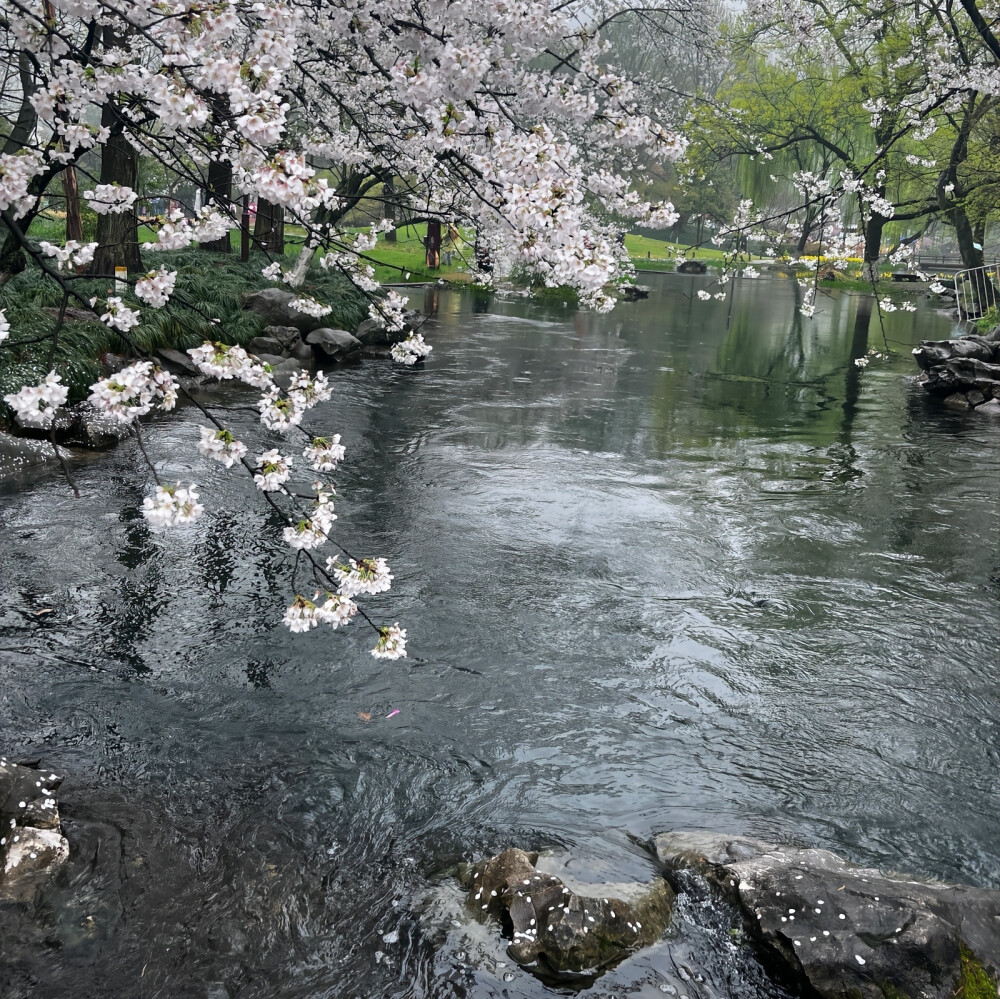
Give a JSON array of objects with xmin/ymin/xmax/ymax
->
[{"xmin": 672, "ymin": 0, "xmax": 1000, "ymax": 272}]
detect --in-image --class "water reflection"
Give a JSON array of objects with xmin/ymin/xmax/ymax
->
[{"xmin": 1, "ymin": 274, "xmax": 996, "ymax": 999}]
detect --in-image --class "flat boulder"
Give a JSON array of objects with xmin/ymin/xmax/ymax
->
[
  {"xmin": 655, "ymin": 831, "xmax": 1000, "ymax": 999},
  {"xmin": 268, "ymin": 358, "xmax": 310, "ymax": 390},
  {"xmin": 0, "ymin": 432, "xmax": 70, "ymax": 478},
  {"xmin": 459, "ymin": 848, "xmax": 673, "ymax": 983},
  {"xmin": 154, "ymin": 346, "xmax": 198, "ymax": 375},
  {"xmin": 306, "ymin": 327, "xmax": 362, "ymax": 360}
]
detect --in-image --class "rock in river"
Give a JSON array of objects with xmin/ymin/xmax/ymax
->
[
  {"xmin": 655, "ymin": 831, "xmax": 1000, "ymax": 999},
  {"xmin": 1, "ymin": 758, "xmax": 69, "ymax": 901},
  {"xmin": 459, "ymin": 847, "xmax": 674, "ymax": 983},
  {"xmin": 305, "ymin": 327, "xmax": 363, "ymax": 360}
]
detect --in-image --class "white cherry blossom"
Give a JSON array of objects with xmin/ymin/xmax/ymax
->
[
  {"xmin": 254, "ymin": 449, "xmax": 292, "ymax": 491},
  {"xmin": 197, "ymin": 427, "xmax": 248, "ymax": 468},
  {"xmin": 141, "ymin": 483, "xmax": 204, "ymax": 528},
  {"xmin": 3, "ymin": 371, "xmax": 69, "ymax": 429},
  {"xmin": 304, "ymin": 435, "xmax": 345, "ymax": 471},
  {"xmin": 329, "ymin": 557, "xmax": 393, "ymax": 597},
  {"xmin": 371, "ymin": 623, "xmax": 407, "ymax": 659}
]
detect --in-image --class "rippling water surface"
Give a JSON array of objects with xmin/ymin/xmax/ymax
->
[{"xmin": 2, "ymin": 274, "xmax": 998, "ymax": 998}]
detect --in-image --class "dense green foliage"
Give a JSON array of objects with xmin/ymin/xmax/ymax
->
[{"xmin": 0, "ymin": 249, "xmax": 367, "ymax": 402}]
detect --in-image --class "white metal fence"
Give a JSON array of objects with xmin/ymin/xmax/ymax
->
[{"xmin": 952, "ymin": 264, "xmax": 999, "ymax": 320}]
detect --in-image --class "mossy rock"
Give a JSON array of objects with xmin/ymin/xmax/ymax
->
[
  {"xmin": 463, "ymin": 848, "xmax": 673, "ymax": 984},
  {"xmin": 958, "ymin": 944, "xmax": 998, "ymax": 999}
]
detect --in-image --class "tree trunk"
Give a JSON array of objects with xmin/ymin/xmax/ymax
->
[
  {"xmin": 861, "ymin": 213, "xmax": 886, "ymax": 283},
  {"xmin": 200, "ymin": 96, "xmax": 233, "ymax": 252},
  {"xmin": 0, "ymin": 52, "xmax": 40, "ymax": 281},
  {"xmin": 200, "ymin": 157, "xmax": 233, "ymax": 253},
  {"xmin": 425, "ymin": 220, "xmax": 441, "ymax": 269},
  {"xmin": 253, "ymin": 198, "xmax": 285, "ymax": 254},
  {"xmin": 62, "ymin": 166, "xmax": 82, "ymax": 243},
  {"xmin": 286, "ymin": 244, "xmax": 315, "ymax": 288},
  {"xmin": 937, "ymin": 98, "xmax": 997, "ymax": 313},
  {"xmin": 91, "ymin": 99, "xmax": 143, "ymax": 278},
  {"xmin": 383, "ymin": 174, "xmax": 397, "ymax": 243},
  {"xmin": 949, "ymin": 202, "xmax": 984, "ymax": 270}
]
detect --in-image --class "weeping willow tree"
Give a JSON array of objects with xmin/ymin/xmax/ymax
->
[{"xmin": 684, "ymin": 11, "xmax": 948, "ymax": 276}]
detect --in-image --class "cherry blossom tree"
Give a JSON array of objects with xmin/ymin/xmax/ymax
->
[{"xmin": 0, "ymin": 0, "xmax": 692, "ymax": 652}]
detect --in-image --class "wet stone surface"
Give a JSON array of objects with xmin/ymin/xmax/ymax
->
[
  {"xmin": 461, "ymin": 848, "xmax": 674, "ymax": 983},
  {"xmin": 0, "ymin": 758, "xmax": 69, "ymax": 902},
  {"xmin": 656, "ymin": 832, "xmax": 1000, "ymax": 999}
]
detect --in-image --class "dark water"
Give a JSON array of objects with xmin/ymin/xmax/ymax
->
[{"xmin": 1, "ymin": 273, "xmax": 998, "ymax": 998}]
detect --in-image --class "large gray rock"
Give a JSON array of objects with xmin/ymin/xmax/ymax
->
[
  {"xmin": 655, "ymin": 831, "xmax": 1000, "ymax": 999},
  {"xmin": 247, "ymin": 336, "xmax": 288, "ymax": 357},
  {"xmin": 242, "ymin": 288, "xmax": 324, "ymax": 333},
  {"xmin": 0, "ymin": 758, "xmax": 69, "ymax": 901},
  {"xmin": 154, "ymin": 346, "xmax": 198, "ymax": 375},
  {"xmin": 354, "ymin": 317, "xmax": 411, "ymax": 346},
  {"xmin": 0, "ymin": 431, "xmax": 70, "ymax": 478},
  {"xmin": 260, "ymin": 325, "xmax": 303, "ymax": 348},
  {"xmin": 253, "ymin": 352, "xmax": 287, "ymax": 369},
  {"xmin": 913, "ymin": 335, "xmax": 1000, "ymax": 369},
  {"xmin": 288, "ymin": 338, "xmax": 313, "ymax": 362},
  {"xmin": 913, "ymin": 336, "xmax": 1000, "ymax": 408},
  {"xmin": 306, "ymin": 327, "xmax": 362, "ymax": 360},
  {"xmin": 459, "ymin": 848, "xmax": 673, "ymax": 982}
]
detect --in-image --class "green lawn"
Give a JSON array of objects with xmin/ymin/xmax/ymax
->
[
  {"xmin": 625, "ymin": 233, "xmax": 730, "ymax": 266},
  {"xmin": 26, "ymin": 212, "xmax": 741, "ymax": 282}
]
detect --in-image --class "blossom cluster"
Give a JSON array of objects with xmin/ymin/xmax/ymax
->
[
  {"xmin": 257, "ymin": 372, "xmax": 332, "ymax": 432},
  {"xmin": 254, "ymin": 449, "xmax": 293, "ymax": 492},
  {"xmin": 303, "ymin": 435, "xmax": 345, "ymax": 471},
  {"xmin": 282, "ymin": 592, "xmax": 359, "ymax": 633},
  {"xmin": 197, "ymin": 427, "xmax": 248, "ymax": 468},
  {"xmin": 329, "ymin": 557, "xmax": 394, "ymax": 597},
  {"xmin": 188, "ymin": 343, "xmax": 274, "ymax": 389},
  {"xmin": 3, "ymin": 371, "xmax": 69, "ymax": 429},
  {"xmin": 281, "ymin": 489, "xmax": 337, "ymax": 548},
  {"xmin": 98, "ymin": 297, "xmax": 142, "ymax": 332},
  {"xmin": 88, "ymin": 361, "xmax": 179, "ymax": 423},
  {"xmin": 134, "ymin": 269, "xmax": 178, "ymax": 308},
  {"xmin": 289, "ymin": 296, "xmax": 332, "ymax": 319},
  {"xmin": 141, "ymin": 483, "xmax": 204, "ymax": 528},
  {"xmin": 390, "ymin": 332, "xmax": 433, "ymax": 366},
  {"xmin": 38, "ymin": 240, "xmax": 97, "ymax": 271},
  {"xmin": 84, "ymin": 185, "xmax": 138, "ymax": 215}
]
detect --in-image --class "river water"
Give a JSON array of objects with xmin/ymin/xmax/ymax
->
[{"xmin": 1, "ymin": 273, "xmax": 998, "ymax": 998}]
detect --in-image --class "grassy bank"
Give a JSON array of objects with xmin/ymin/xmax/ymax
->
[{"xmin": 0, "ymin": 248, "xmax": 368, "ymax": 403}]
